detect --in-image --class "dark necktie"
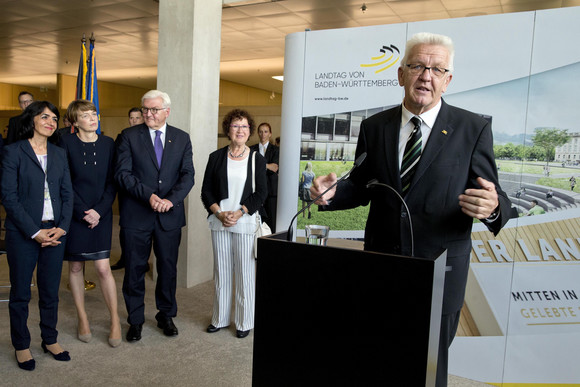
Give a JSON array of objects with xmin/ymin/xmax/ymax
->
[
  {"xmin": 154, "ymin": 130, "xmax": 163, "ymax": 167},
  {"xmin": 400, "ymin": 116, "xmax": 422, "ymax": 195}
]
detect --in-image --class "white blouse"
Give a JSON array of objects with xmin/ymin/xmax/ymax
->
[
  {"xmin": 208, "ymin": 156, "xmax": 256, "ymax": 234},
  {"xmin": 37, "ymin": 154, "xmax": 55, "ymax": 222}
]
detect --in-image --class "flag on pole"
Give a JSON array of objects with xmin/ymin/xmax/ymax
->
[
  {"xmin": 87, "ymin": 36, "xmax": 101, "ymax": 134},
  {"xmin": 75, "ymin": 34, "xmax": 88, "ymax": 100},
  {"xmin": 75, "ymin": 33, "xmax": 101, "ymax": 134}
]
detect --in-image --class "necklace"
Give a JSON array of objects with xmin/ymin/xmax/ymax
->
[{"xmin": 229, "ymin": 146, "xmax": 246, "ymax": 158}]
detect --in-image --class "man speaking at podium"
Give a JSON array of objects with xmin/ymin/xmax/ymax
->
[{"xmin": 311, "ymin": 32, "xmax": 511, "ymax": 386}]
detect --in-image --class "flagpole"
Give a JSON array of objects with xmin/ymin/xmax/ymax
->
[
  {"xmin": 74, "ymin": 32, "xmax": 99, "ymax": 290},
  {"xmin": 87, "ymin": 32, "xmax": 101, "ymax": 134},
  {"xmin": 75, "ymin": 34, "xmax": 88, "ymax": 101}
]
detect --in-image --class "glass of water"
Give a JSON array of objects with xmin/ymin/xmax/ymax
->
[{"xmin": 305, "ymin": 225, "xmax": 330, "ymax": 246}]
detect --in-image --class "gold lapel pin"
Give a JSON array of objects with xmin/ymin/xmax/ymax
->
[{"xmin": 442, "ymin": 130, "xmax": 447, "ymax": 135}]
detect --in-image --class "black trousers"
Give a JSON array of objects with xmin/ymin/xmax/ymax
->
[
  {"xmin": 7, "ymin": 221, "xmax": 65, "ymax": 350},
  {"xmin": 121, "ymin": 220, "xmax": 181, "ymax": 325},
  {"xmin": 436, "ymin": 309, "xmax": 462, "ymax": 387},
  {"xmin": 263, "ymin": 195, "xmax": 277, "ymax": 232}
]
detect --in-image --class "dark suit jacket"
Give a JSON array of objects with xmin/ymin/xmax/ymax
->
[
  {"xmin": 327, "ymin": 100, "xmax": 511, "ymax": 314},
  {"xmin": 201, "ymin": 147, "xmax": 268, "ymax": 216},
  {"xmin": 0, "ymin": 140, "xmax": 73, "ymax": 237},
  {"xmin": 6, "ymin": 114, "xmax": 23, "ymax": 145},
  {"xmin": 114, "ymin": 123, "xmax": 195, "ymax": 231},
  {"xmin": 250, "ymin": 143, "xmax": 279, "ymax": 196}
]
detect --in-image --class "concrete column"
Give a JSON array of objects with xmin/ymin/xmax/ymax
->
[{"xmin": 157, "ymin": 0, "xmax": 222, "ymax": 287}]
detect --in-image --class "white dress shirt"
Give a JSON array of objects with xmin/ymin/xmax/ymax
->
[{"xmin": 398, "ymin": 100, "xmax": 442, "ymax": 168}]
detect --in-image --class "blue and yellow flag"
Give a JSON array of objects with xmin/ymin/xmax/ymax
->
[
  {"xmin": 75, "ymin": 36, "xmax": 88, "ymax": 100},
  {"xmin": 75, "ymin": 34, "xmax": 101, "ymax": 134}
]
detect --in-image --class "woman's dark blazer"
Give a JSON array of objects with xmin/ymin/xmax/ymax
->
[
  {"xmin": 201, "ymin": 146, "xmax": 267, "ymax": 217},
  {"xmin": 0, "ymin": 140, "xmax": 73, "ymax": 237}
]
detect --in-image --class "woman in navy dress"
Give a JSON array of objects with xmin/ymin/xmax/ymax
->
[
  {"xmin": 59, "ymin": 100, "xmax": 120, "ymax": 347},
  {"xmin": 1, "ymin": 101, "xmax": 73, "ymax": 370}
]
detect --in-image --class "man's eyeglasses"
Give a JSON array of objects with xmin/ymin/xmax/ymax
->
[
  {"xmin": 230, "ymin": 125, "xmax": 249, "ymax": 130},
  {"xmin": 405, "ymin": 64, "xmax": 450, "ymax": 78},
  {"xmin": 141, "ymin": 107, "xmax": 166, "ymax": 115}
]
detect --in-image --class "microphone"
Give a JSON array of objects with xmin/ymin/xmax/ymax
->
[
  {"xmin": 366, "ymin": 179, "xmax": 415, "ymax": 257},
  {"xmin": 286, "ymin": 152, "xmax": 367, "ymax": 242}
]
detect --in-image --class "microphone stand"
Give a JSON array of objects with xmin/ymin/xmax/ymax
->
[
  {"xmin": 286, "ymin": 152, "xmax": 367, "ymax": 242},
  {"xmin": 366, "ymin": 179, "xmax": 415, "ymax": 257}
]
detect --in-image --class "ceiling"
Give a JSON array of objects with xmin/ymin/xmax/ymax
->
[{"xmin": 1, "ymin": 0, "xmax": 578, "ymax": 95}]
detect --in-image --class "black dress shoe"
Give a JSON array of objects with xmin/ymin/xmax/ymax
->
[
  {"xmin": 110, "ymin": 259, "xmax": 125, "ymax": 270},
  {"xmin": 206, "ymin": 324, "xmax": 221, "ymax": 333},
  {"xmin": 15, "ymin": 351, "xmax": 35, "ymax": 371},
  {"xmin": 236, "ymin": 330, "xmax": 250, "ymax": 338},
  {"xmin": 41, "ymin": 341, "xmax": 71, "ymax": 361},
  {"xmin": 156, "ymin": 315, "xmax": 178, "ymax": 336},
  {"xmin": 126, "ymin": 324, "xmax": 143, "ymax": 342}
]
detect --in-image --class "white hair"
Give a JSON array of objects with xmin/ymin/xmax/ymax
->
[
  {"xmin": 400, "ymin": 32, "xmax": 455, "ymax": 72},
  {"xmin": 142, "ymin": 90, "xmax": 171, "ymax": 108}
]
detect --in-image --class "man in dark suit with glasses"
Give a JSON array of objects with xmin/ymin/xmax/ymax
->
[{"xmin": 115, "ymin": 90, "xmax": 195, "ymax": 342}]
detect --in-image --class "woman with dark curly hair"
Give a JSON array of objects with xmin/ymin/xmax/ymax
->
[
  {"xmin": 201, "ymin": 109, "xmax": 267, "ymax": 339},
  {"xmin": 1, "ymin": 101, "xmax": 73, "ymax": 370}
]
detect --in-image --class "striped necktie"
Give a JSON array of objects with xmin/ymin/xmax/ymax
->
[{"xmin": 400, "ymin": 116, "xmax": 422, "ymax": 195}]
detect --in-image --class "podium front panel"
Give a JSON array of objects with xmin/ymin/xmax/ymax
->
[{"xmin": 252, "ymin": 233, "xmax": 445, "ymax": 386}]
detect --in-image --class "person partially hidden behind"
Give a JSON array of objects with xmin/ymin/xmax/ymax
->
[
  {"xmin": 310, "ymin": 32, "xmax": 511, "ymax": 387},
  {"xmin": 110, "ymin": 107, "xmax": 146, "ymax": 271},
  {"xmin": 6, "ymin": 91, "xmax": 34, "ymax": 145},
  {"xmin": 250, "ymin": 122, "xmax": 279, "ymax": 231},
  {"xmin": 115, "ymin": 90, "xmax": 195, "ymax": 341},
  {"xmin": 128, "ymin": 107, "xmax": 145, "ymax": 127}
]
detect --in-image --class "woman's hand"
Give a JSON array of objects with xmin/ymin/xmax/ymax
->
[
  {"xmin": 217, "ymin": 210, "xmax": 243, "ymax": 228},
  {"xmin": 34, "ymin": 227, "xmax": 66, "ymax": 247},
  {"xmin": 83, "ymin": 209, "xmax": 101, "ymax": 229},
  {"xmin": 218, "ymin": 211, "xmax": 235, "ymax": 227}
]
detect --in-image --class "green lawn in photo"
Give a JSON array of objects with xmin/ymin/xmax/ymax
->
[
  {"xmin": 535, "ymin": 177, "xmax": 576, "ymax": 190},
  {"xmin": 497, "ymin": 160, "xmax": 576, "ymax": 177},
  {"xmin": 293, "ymin": 159, "xmax": 579, "ymax": 230},
  {"xmin": 497, "ymin": 160, "xmax": 579, "ymax": 190},
  {"xmin": 296, "ymin": 160, "xmax": 369, "ymax": 230}
]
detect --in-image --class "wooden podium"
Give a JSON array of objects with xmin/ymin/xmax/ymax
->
[{"xmin": 252, "ymin": 232, "xmax": 446, "ymax": 386}]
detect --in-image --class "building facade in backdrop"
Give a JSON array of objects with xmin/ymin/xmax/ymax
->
[{"xmin": 555, "ymin": 132, "xmax": 580, "ymax": 164}]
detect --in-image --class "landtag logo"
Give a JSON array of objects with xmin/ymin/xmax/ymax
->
[{"xmin": 360, "ymin": 45, "xmax": 400, "ymax": 74}]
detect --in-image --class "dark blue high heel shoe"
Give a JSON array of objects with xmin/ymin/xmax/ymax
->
[
  {"xmin": 15, "ymin": 350, "xmax": 35, "ymax": 371},
  {"xmin": 41, "ymin": 341, "xmax": 71, "ymax": 361}
]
